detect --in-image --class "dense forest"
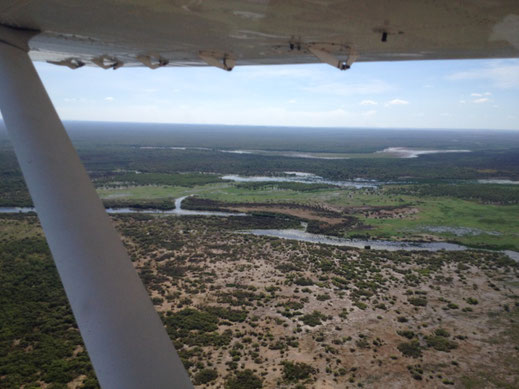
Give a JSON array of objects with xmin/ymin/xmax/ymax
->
[{"xmin": 2, "ymin": 124, "xmax": 519, "ymax": 207}]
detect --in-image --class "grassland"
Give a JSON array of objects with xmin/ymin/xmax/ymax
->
[{"xmin": 97, "ymin": 181, "xmax": 519, "ymax": 251}]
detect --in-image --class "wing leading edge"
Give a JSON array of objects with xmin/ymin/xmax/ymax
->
[{"xmin": 0, "ymin": 0, "xmax": 518, "ymax": 70}]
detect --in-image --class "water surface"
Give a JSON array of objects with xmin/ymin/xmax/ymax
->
[
  {"xmin": 240, "ymin": 228, "xmax": 519, "ymax": 261},
  {"xmin": 377, "ymin": 147, "xmax": 471, "ymax": 158},
  {"xmin": 222, "ymin": 173, "xmax": 378, "ymax": 189},
  {"xmin": 0, "ymin": 197, "xmax": 246, "ymax": 217}
]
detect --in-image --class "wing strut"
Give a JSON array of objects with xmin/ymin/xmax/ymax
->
[{"xmin": 0, "ymin": 26, "xmax": 193, "ymax": 389}]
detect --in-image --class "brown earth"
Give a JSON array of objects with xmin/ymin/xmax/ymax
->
[{"xmin": 116, "ymin": 215, "xmax": 519, "ymax": 389}]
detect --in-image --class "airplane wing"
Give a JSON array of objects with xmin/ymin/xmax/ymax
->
[
  {"xmin": 0, "ymin": 2, "xmax": 518, "ymax": 389},
  {"xmin": 1, "ymin": 0, "xmax": 518, "ymax": 70}
]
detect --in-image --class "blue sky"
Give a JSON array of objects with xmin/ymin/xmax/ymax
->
[{"xmin": 35, "ymin": 58, "xmax": 519, "ymax": 130}]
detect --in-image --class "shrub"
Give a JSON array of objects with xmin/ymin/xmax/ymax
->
[
  {"xmin": 397, "ymin": 330, "xmax": 415, "ymax": 339},
  {"xmin": 434, "ymin": 328, "xmax": 450, "ymax": 338},
  {"xmin": 316, "ymin": 293, "xmax": 331, "ymax": 301},
  {"xmin": 152, "ymin": 297, "xmax": 164, "ymax": 305},
  {"xmin": 294, "ymin": 277, "xmax": 314, "ymax": 286},
  {"xmin": 425, "ymin": 336, "xmax": 457, "ymax": 352},
  {"xmin": 397, "ymin": 340, "xmax": 422, "ymax": 358},
  {"xmin": 354, "ymin": 301, "xmax": 368, "ymax": 310},
  {"xmin": 203, "ymin": 306, "xmax": 248, "ymax": 322},
  {"xmin": 165, "ymin": 308, "xmax": 218, "ymax": 332},
  {"xmin": 407, "ymin": 365, "xmax": 424, "ymax": 381},
  {"xmin": 194, "ymin": 369, "xmax": 218, "ymax": 385},
  {"xmin": 408, "ymin": 297, "xmax": 427, "ymax": 307},
  {"xmin": 282, "ymin": 361, "xmax": 315, "ymax": 382},
  {"xmin": 300, "ymin": 311, "xmax": 325, "ymax": 327},
  {"xmin": 295, "ymin": 277, "xmax": 314, "ymax": 286},
  {"xmin": 225, "ymin": 370, "xmax": 262, "ymax": 389},
  {"xmin": 284, "ymin": 301, "xmax": 304, "ymax": 311},
  {"xmin": 355, "ymin": 338, "xmax": 370, "ymax": 349}
]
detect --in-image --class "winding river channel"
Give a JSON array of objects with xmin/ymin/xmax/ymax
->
[
  {"xmin": 240, "ymin": 227, "xmax": 519, "ymax": 262},
  {"xmin": 0, "ymin": 196, "xmax": 245, "ymax": 217},
  {"xmin": 2, "ymin": 197, "xmax": 518, "ymax": 261}
]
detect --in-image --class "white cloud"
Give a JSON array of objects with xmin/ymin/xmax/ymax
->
[
  {"xmin": 360, "ymin": 99, "xmax": 377, "ymax": 105},
  {"xmin": 104, "ymin": 96, "xmax": 115, "ymax": 101},
  {"xmin": 362, "ymin": 110, "xmax": 377, "ymax": 116},
  {"xmin": 471, "ymin": 93, "xmax": 482, "ymax": 97},
  {"xmin": 473, "ymin": 97, "xmax": 490, "ymax": 104},
  {"xmin": 447, "ymin": 61, "xmax": 519, "ymax": 89},
  {"xmin": 386, "ymin": 98, "xmax": 409, "ymax": 106},
  {"xmin": 459, "ymin": 100, "xmax": 466, "ymax": 104}
]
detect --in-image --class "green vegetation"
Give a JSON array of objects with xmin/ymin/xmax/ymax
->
[
  {"xmin": 397, "ymin": 330, "xmax": 416, "ymax": 339},
  {"xmin": 408, "ymin": 297, "xmax": 428, "ymax": 307},
  {"xmin": 397, "ymin": 340, "xmax": 423, "ymax": 358},
  {"xmin": 97, "ymin": 172, "xmax": 225, "ymax": 187},
  {"xmin": 236, "ymin": 181, "xmax": 337, "ymax": 192},
  {"xmin": 0, "ymin": 217, "xmax": 99, "ymax": 388},
  {"xmin": 193, "ymin": 368, "xmax": 218, "ymax": 385},
  {"xmin": 407, "ymin": 364, "xmax": 424, "ymax": 380},
  {"xmin": 300, "ymin": 311, "xmax": 326, "ymax": 327},
  {"xmin": 225, "ymin": 370, "xmax": 262, "ymax": 389},
  {"xmin": 282, "ymin": 361, "xmax": 315, "ymax": 382},
  {"xmin": 97, "ymin": 182, "xmax": 519, "ymax": 251},
  {"xmin": 165, "ymin": 308, "xmax": 219, "ymax": 332},
  {"xmin": 294, "ymin": 277, "xmax": 314, "ymax": 286},
  {"xmin": 388, "ymin": 183, "xmax": 519, "ymax": 205},
  {"xmin": 425, "ymin": 332, "xmax": 458, "ymax": 352}
]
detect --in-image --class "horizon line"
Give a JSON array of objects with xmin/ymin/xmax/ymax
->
[{"xmin": 1, "ymin": 119, "xmax": 518, "ymax": 133}]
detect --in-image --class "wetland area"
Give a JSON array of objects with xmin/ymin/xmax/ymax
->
[{"xmin": 1, "ymin": 123, "xmax": 519, "ymax": 389}]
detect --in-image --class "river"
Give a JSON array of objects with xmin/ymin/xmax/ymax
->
[
  {"xmin": 2, "ymin": 199, "xmax": 517, "ymax": 261},
  {"xmin": 239, "ymin": 227, "xmax": 519, "ymax": 262},
  {"xmin": 0, "ymin": 196, "xmax": 246, "ymax": 217},
  {"xmin": 221, "ymin": 173, "xmax": 379, "ymax": 188}
]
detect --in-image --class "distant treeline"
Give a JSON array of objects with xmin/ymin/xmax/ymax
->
[
  {"xmin": 4, "ymin": 121, "xmax": 516, "ymax": 153},
  {"xmin": 95, "ymin": 172, "xmax": 225, "ymax": 187},
  {"xmin": 75, "ymin": 147, "xmax": 519, "ymax": 181},
  {"xmin": 235, "ymin": 182, "xmax": 337, "ymax": 192},
  {"xmin": 2, "ymin": 132, "xmax": 519, "ymax": 207}
]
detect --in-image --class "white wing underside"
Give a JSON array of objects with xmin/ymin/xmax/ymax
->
[{"xmin": 1, "ymin": 0, "xmax": 518, "ymax": 69}]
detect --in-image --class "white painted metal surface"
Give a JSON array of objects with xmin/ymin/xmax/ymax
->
[
  {"xmin": 0, "ymin": 34, "xmax": 193, "ymax": 389},
  {"xmin": 0, "ymin": 0, "xmax": 518, "ymax": 69}
]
